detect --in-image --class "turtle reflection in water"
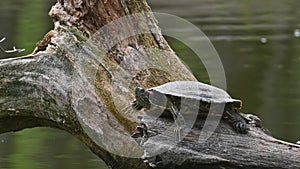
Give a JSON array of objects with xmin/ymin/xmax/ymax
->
[{"xmin": 129, "ymin": 81, "xmax": 250, "ymax": 140}]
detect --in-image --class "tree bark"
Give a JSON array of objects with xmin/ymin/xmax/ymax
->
[{"xmin": 0, "ymin": 0, "xmax": 299, "ymax": 169}]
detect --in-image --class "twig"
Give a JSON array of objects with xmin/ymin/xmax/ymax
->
[{"xmin": 0, "ymin": 37, "xmax": 25, "ymax": 54}]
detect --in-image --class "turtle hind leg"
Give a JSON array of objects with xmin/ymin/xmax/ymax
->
[{"xmin": 224, "ymin": 110, "xmax": 249, "ymax": 134}]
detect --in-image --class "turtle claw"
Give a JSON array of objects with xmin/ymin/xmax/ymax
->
[
  {"xmin": 225, "ymin": 110, "xmax": 249, "ymax": 134},
  {"xmin": 122, "ymin": 104, "xmax": 134, "ymax": 115},
  {"xmin": 123, "ymin": 100, "xmax": 144, "ymax": 115},
  {"xmin": 233, "ymin": 121, "xmax": 249, "ymax": 134},
  {"xmin": 131, "ymin": 123, "xmax": 148, "ymax": 138}
]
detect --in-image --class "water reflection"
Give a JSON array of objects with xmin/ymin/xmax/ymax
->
[{"xmin": 0, "ymin": 128, "xmax": 107, "ymax": 169}]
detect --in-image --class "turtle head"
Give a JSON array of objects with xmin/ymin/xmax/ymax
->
[{"xmin": 133, "ymin": 87, "xmax": 151, "ymax": 110}]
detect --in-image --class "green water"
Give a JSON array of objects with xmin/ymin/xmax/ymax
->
[
  {"xmin": 152, "ymin": 0, "xmax": 300, "ymax": 142},
  {"xmin": 1, "ymin": 0, "xmax": 300, "ymax": 168}
]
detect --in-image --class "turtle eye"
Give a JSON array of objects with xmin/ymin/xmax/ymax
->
[
  {"xmin": 135, "ymin": 87, "xmax": 145, "ymax": 93},
  {"xmin": 135, "ymin": 87, "xmax": 143, "ymax": 94}
]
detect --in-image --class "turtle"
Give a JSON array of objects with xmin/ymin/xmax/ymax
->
[{"xmin": 130, "ymin": 81, "xmax": 250, "ymax": 140}]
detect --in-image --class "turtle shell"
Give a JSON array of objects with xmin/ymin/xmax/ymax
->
[{"xmin": 149, "ymin": 81, "xmax": 242, "ymax": 108}]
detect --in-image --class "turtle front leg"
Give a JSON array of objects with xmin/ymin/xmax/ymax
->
[
  {"xmin": 170, "ymin": 104, "xmax": 185, "ymax": 141},
  {"xmin": 224, "ymin": 109, "xmax": 249, "ymax": 134},
  {"xmin": 131, "ymin": 123, "xmax": 149, "ymax": 138},
  {"xmin": 131, "ymin": 100, "xmax": 144, "ymax": 110}
]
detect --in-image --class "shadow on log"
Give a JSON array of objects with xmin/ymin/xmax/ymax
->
[{"xmin": 0, "ymin": 0, "xmax": 299, "ymax": 169}]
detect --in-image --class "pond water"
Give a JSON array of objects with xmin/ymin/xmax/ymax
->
[
  {"xmin": 150, "ymin": 0, "xmax": 300, "ymax": 143},
  {"xmin": 0, "ymin": 0, "xmax": 299, "ymax": 169}
]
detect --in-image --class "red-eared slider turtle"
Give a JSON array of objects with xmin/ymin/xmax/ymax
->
[{"xmin": 131, "ymin": 81, "xmax": 249, "ymax": 139}]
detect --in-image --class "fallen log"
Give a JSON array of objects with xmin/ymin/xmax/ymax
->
[{"xmin": 0, "ymin": 0, "xmax": 299, "ymax": 168}]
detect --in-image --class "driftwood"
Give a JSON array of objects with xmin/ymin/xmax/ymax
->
[{"xmin": 0, "ymin": 0, "xmax": 299, "ymax": 168}]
